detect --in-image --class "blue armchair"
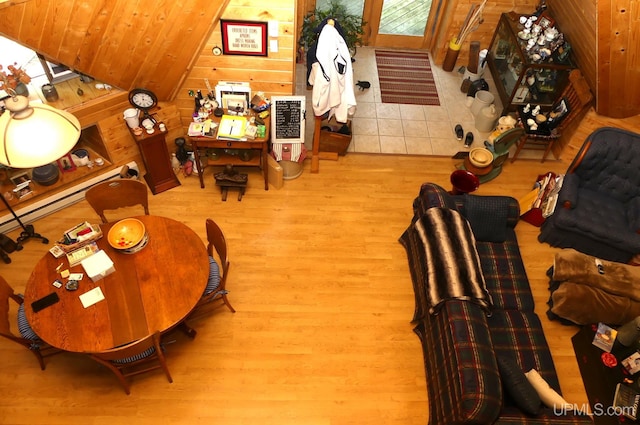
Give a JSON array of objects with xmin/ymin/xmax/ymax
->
[{"xmin": 539, "ymin": 127, "xmax": 640, "ymax": 263}]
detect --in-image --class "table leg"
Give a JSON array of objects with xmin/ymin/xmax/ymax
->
[
  {"xmin": 261, "ymin": 146, "xmax": 269, "ymax": 190},
  {"xmin": 193, "ymin": 143, "xmax": 205, "ymax": 188},
  {"xmin": 221, "ymin": 187, "xmax": 228, "ymax": 201}
]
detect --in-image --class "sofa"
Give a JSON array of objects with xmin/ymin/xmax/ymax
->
[{"xmin": 399, "ymin": 183, "xmax": 591, "ymax": 425}]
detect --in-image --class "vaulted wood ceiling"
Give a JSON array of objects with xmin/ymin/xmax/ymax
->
[{"xmin": 0, "ymin": 0, "xmax": 229, "ymax": 100}]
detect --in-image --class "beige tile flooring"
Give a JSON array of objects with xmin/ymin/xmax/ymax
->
[{"xmin": 296, "ymin": 46, "xmax": 543, "ymax": 159}]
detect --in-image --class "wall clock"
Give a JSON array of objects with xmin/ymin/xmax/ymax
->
[{"xmin": 128, "ymin": 88, "xmax": 158, "ymax": 123}]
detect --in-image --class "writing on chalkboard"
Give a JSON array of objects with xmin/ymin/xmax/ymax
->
[{"xmin": 275, "ymin": 100, "xmax": 301, "ymax": 139}]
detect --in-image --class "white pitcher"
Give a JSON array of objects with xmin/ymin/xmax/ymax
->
[{"xmin": 123, "ymin": 108, "xmax": 140, "ymax": 128}]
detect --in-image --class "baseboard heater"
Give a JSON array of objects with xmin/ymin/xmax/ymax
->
[{"xmin": 0, "ymin": 161, "xmax": 139, "ymax": 234}]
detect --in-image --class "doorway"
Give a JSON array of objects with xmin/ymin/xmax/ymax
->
[{"xmin": 315, "ymin": 0, "xmax": 440, "ymax": 50}]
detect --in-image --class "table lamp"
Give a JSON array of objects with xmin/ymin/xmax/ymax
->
[{"xmin": 0, "ymin": 92, "xmax": 81, "ymax": 249}]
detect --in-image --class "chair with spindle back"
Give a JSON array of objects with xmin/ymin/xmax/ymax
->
[
  {"xmin": 511, "ymin": 69, "xmax": 593, "ymax": 162},
  {"xmin": 85, "ymin": 179, "xmax": 149, "ymax": 223}
]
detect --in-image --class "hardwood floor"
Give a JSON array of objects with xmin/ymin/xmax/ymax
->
[{"xmin": 1, "ymin": 105, "xmax": 640, "ymax": 424}]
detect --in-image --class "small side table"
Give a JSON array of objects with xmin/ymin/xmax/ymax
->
[{"xmin": 572, "ymin": 325, "xmax": 639, "ymax": 424}]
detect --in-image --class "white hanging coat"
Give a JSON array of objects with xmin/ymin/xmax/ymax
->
[{"xmin": 308, "ymin": 24, "xmax": 356, "ymax": 123}]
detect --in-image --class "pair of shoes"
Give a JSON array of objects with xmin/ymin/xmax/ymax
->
[
  {"xmin": 464, "ymin": 132, "xmax": 474, "ymax": 147},
  {"xmin": 454, "ymin": 124, "xmax": 464, "ymax": 141}
]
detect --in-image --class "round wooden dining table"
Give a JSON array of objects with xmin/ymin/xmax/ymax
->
[{"xmin": 23, "ymin": 215, "xmax": 209, "ymax": 353}]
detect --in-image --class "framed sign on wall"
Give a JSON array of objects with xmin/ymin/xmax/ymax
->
[{"xmin": 221, "ymin": 20, "xmax": 268, "ymax": 56}]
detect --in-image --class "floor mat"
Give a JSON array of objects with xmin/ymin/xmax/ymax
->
[{"xmin": 375, "ymin": 49, "xmax": 440, "ymax": 106}]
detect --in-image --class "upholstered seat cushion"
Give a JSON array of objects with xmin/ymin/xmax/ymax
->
[
  {"xmin": 113, "ymin": 346, "xmax": 156, "ymax": 364},
  {"xmin": 552, "ymin": 188, "xmax": 640, "ymax": 253},
  {"xmin": 17, "ymin": 303, "xmax": 39, "ymax": 341},
  {"xmin": 204, "ymin": 256, "xmax": 220, "ymax": 295}
]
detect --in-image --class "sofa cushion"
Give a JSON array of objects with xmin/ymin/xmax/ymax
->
[
  {"xmin": 463, "ymin": 194, "xmax": 510, "ymax": 243},
  {"xmin": 475, "ymin": 237, "xmax": 535, "ymax": 311},
  {"xmin": 497, "ymin": 354, "xmax": 541, "ymax": 415},
  {"xmin": 415, "ymin": 300, "xmax": 502, "ymax": 425},
  {"xmin": 488, "ymin": 309, "xmax": 561, "ymax": 392}
]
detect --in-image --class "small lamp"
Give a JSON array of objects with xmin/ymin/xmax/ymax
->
[{"xmin": 0, "ymin": 92, "xmax": 81, "ymax": 251}]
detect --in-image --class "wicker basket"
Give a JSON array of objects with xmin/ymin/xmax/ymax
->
[{"xmin": 56, "ymin": 224, "xmax": 104, "ymax": 253}]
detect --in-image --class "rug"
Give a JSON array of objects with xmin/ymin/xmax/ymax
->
[{"xmin": 375, "ymin": 49, "xmax": 440, "ymax": 106}]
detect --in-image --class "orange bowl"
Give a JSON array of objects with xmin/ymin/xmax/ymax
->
[{"xmin": 107, "ymin": 218, "xmax": 146, "ymax": 250}]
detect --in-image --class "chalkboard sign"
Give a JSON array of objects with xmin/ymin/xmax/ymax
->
[{"xmin": 271, "ymin": 96, "xmax": 306, "ymax": 144}]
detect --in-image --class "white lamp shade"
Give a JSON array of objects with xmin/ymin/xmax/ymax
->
[{"xmin": 0, "ymin": 97, "xmax": 81, "ymax": 168}]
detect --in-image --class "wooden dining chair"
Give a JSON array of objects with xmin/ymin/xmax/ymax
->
[
  {"xmin": 189, "ymin": 219, "xmax": 236, "ymax": 320},
  {"xmin": 511, "ymin": 69, "xmax": 593, "ymax": 163},
  {"xmin": 0, "ymin": 276, "xmax": 62, "ymax": 370},
  {"xmin": 85, "ymin": 179, "xmax": 150, "ymax": 223},
  {"xmin": 87, "ymin": 331, "xmax": 172, "ymax": 395}
]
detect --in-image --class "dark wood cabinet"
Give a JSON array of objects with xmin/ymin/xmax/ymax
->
[{"xmin": 129, "ymin": 125, "xmax": 180, "ymax": 195}]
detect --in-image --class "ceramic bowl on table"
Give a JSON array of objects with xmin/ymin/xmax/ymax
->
[{"xmin": 107, "ymin": 218, "xmax": 147, "ymax": 250}]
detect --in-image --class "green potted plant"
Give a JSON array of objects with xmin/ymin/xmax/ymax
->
[{"xmin": 299, "ymin": 0, "xmax": 366, "ymax": 57}]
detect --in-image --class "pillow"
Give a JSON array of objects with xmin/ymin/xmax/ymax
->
[
  {"xmin": 204, "ymin": 256, "xmax": 221, "ymax": 295},
  {"xmin": 463, "ymin": 195, "xmax": 509, "ymax": 243},
  {"xmin": 525, "ymin": 369, "xmax": 573, "ymax": 410},
  {"xmin": 497, "ymin": 355, "xmax": 541, "ymax": 415}
]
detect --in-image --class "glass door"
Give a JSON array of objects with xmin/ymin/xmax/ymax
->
[{"xmin": 315, "ymin": 0, "xmax": 437, "ymax": 50}]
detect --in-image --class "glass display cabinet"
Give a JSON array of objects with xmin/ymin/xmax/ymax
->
[{"xmin": 487, "ymin": 12, "xmax": 575, "ymax": 114}]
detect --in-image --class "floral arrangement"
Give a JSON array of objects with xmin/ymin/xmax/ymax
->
[{"xmin": 0, "ymin": 62, "xmax": 31, "ymax": 92}]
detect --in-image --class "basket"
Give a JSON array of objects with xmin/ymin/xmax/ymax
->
[{"xmin": 56, "ymin": 223, "xmax": 104, "ymax": 253}]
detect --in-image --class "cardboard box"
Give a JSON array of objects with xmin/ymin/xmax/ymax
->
[{"xmin": 267, "ymin": 155, "xmax": 283, "ymax": 189}]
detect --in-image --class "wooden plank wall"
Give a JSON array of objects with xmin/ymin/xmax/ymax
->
[
  {"xmin": 0, "ymin": 0, "xmax": 228, "ymax": 100},
  {"xmin": 0, "ymin": 0, "xmax": 296, "ymax": 167},
  {"xmin": 546, "ymin": 1, "xmax": 597, "ymax": 110},
  {"xmin": 175, "ymin": 0, "xmax": 297, "ymax": 130}
]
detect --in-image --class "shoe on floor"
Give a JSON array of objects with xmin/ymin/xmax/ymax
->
[
  {"xmin": 455, "ymin": 124, "xmax": 464, "ymax": 141},
  {"xmin": 464, "ymin": 132, "xmax": 474, "ymax": 147}
]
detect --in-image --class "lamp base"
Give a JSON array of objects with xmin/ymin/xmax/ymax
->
[{"xmin": 16, "ymin": 224, "xmax": 49, "ymax": 247}]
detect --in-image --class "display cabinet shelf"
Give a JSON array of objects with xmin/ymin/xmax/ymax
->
[{"xmin": 487, "ymin": 12, "xmax": 575, "ymax": 114}]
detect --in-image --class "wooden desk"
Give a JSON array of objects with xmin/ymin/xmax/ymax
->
[
  {"xmin": 189, "ymin": 112, "xmax": 270, "ymax": 191},
  {"xmin": 24, "ymin": 216, "xmax": 208, "ymax": 353}
]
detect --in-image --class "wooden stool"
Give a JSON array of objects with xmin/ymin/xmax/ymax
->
[
  {"xmin": 215, "ymin": 180, "xmax": 247, "ymax": 201},
  {"xmin": 214, "ymin": 165, "xmax": 248, "ymax": 201}
]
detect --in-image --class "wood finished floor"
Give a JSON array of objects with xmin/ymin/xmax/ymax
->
[{"xmin": 2, "ymin": 105, "xmax": 640, "ymax": 424}]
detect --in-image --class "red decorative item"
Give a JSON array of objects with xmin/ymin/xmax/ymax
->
[{"xmin": 601, "ymin": 352, "xmax": 618, "ymax": 368}]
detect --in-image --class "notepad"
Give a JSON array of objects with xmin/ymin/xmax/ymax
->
[
  {"xmin": 217, "ymin": 115, "xmax": 247, "ymax": 140},
  {"xmin": 79, "ymin": 286, "xmax": 105, "ymax": 308}
]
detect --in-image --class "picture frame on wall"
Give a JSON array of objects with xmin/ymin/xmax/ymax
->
[{"xmin": 220, "ymin": 20, "xmax": 268, "ymax": 56}]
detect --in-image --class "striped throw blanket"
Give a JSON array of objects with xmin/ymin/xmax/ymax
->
[{"xmin": 401, "ymin": 207, "xmax": 493, "ymax": 317}]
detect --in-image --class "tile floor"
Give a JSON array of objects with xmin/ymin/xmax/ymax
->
[{"xmin": 295, "ymin": 46, "xmax": 542, "ymax": 159}]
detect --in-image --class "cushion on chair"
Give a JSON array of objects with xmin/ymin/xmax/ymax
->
[
  {"xmin": 112, "ymin": 346, "xmax": 156, "ymax": 364},
  {"xmin": 17, "ymin": 303, "xmax": 39, "ymax": 341},
  {"xmin": 204, "ymin": 256, "xmax": 221, "ymax": 295}
]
